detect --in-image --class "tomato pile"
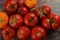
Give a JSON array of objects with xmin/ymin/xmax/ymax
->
[{"xmin": 0, "ymin": 0, "xmax": 60, "ymax": 40}]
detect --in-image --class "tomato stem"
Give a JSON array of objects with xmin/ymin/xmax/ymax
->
[
  {"xmin": 37, "ymin": 32, "xmax": 41, "ymax": 37},
  {"xmin": 29, "ymin": 18, "xmax": 34, "ymax": 22},
  {"xmin": 6, "ymin": 31, "xmax": 10, "ymax": 35},
  {"xmin": 19, "ymin": 10, "xmax": 22, "ymax": 14},
  {"xmin": 20, "ymin": 31, "xmax": 24, "ymax": 35},
  {"xmin": 50, "ymin": 19, "xmax": 54, "ymax": 25},
  {"xmin": 11, "ymin": 17, "xmax": 15, "ymax": 24},
  {"xmin": 0, "ymin": 19, "xmax": 4, "ymax": 23}
]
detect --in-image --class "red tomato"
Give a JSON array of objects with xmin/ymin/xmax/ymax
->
[
  {"xmin": 48, "ymin": 14, "xmax": 60, "ymax": 25},
  {"xmin": 2, "ymin": 26, "xmax": 15, "ymax": 40},
  {"xmin": 42, "ymin": 18, "xmax": 59, "ymax": 30},
  {"xmin": 18, "ymin": 0, "xmax": 24, "ymax": 7},
  {"xmin": 31, "ymin": 26, "xmax": 46, "ymax": 40},
  {"xmin": 9, "ymin": 14, "xmax": 23, "ymax": 29},
  {"xmin": 17, "ymin": 26, "xmax": 30, "ymax": 40},
  {"xmin": 24, "ymin": 13, "xmax": 38, "ymax": 27},
  {"xmin": 36, "ymin": 5, "xmax": 51, "ymax": 19},
  {"xmin": 5, "ymin": 0, "xmax": 17, "ymax": 13},
  {"xmin": 18, "ymin": 6, "xmax": 28, "ymax": 16}
]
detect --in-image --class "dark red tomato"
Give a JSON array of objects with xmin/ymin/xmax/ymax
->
[
  {"xmin": 42, "ymin": 18, "xmax": 59, "ymax": 30},
  {"xmin": 18, "ymin": 6, "xmax": 28, "ymax": 16},
  {"xmin": 31, "ymin": 26, "xmax": 46, "ymax": 40},
  {"xmin": 24, "ymin": 13, "xmax": 38, "ymax": 27},
  {"xmin": 36, "ymin": 5, "xmax": 51, "ymax": 19},
  {"xmin": 2, "ymin": 26, "xmax": 15, "ymax": 40},
  {"xmin": 18, "ymin": 0, "xmax": 24, "ymax": 7},
  {"xmin": 5, "ymin": 0, "xmax": 17, "ymax": 13},
  {"xmin": 17, "ymin": 26, "xmax": 30, "ymax": 40},
  {"xmin": 9, "ymin": 14, "xmax": 23, "ymax": 29}
]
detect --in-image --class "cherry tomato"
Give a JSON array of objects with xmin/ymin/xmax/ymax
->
[
  {"xmin": 36, "ymin": 5, "xmax": 51, "ymax": 19},
  {"xmin": 42, "ymin": 18, "xmax": 59, "ymax": 30},
  {"xmin": 31, "ymin": 26, "xmax": 46, "ymax": 40},
  {"xmin": 18, "ymin": 6, "xmax": 28, "ymax": 16},
  {"xmin": 2, "ymin": 26, "xmax": 15, "ymax": 40},
  {"xmin": 5, "ymin": 0, "xmax": 17, "ymax": 13},
  {"xmin": 24, "ymin": 13, "xmax": 38, "ymax": 27},
  {"xmin": 18, "ymin": 0, "xmax": 24, "ymax": 7},
  {"xmin": 9, "ymin": 14, "xmax": 23, "ymax": 29},
  {"xmin": 0, "ymin": 11, "xmax": 8, "ymax": 29},
  {"xmin": 17, "ymin": 26, "xmax": 30, "ymax": 40}
]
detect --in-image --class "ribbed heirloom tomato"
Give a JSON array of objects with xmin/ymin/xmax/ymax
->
[
  {"xmin": 5, "ymin": 0, "xmax": 17, "ymax": 13},
  {"xmin": 31, "ymin": 26, "xmax": 46, "ymax": 40},
  {"xmin": 24, "ymin": 13, "xmax": 38, "ymax": 27},
  {"xmin": 42, "ymin": 18, "xmax": 60, "ymax": 30},
  {"xmin": 36, "ymin": 5, "xmax": 51, "ymax": 19},
  {"xmin": 17, "ymin": 26, "xmax": 30, "ymax": 40},
  {"xmin": 9, "ymin": 14, "xmax": 23, "ymax": 29},
  {"xmin": 2, "ymin": 26, "xmax": 15, "ymax": 40},
  {"xmin": 0, "ymin": 11, "xmax": 8, "ymax": 29}
]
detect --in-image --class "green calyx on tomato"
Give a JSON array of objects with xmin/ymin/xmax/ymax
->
[
  {"xmin": 9, "ymin": 4, "xmax": 15, "ymax": 10},
  {"xmin": 20, "ymin": 31, "xmax": 24, "ymax": 35},
  {"xmin": 0, "ymin": 18, "xmax": 4, "ymax": 23},
  {"xmin": 6, "ymin": 31, "xmax": 10, "ymax": 35},
  {"xmin": 50, "ymin": 19, "xmax": 54, "ymax": 25},
  {"xmin": 19, "ymin": 10, "xmax": 23, "ymax": 14},
  {"xmin": 29, "ymin": 18, "xmax": 34, "ymax": 22},
  {"xmin": 40, "ymin": 9, "xmax": 47, "ymax": 16},
  {"xmin": 11, "ymin": 17, "xmax": 16, "ymax": 24},
  {"xmin": 37, "ymin": 32, "xmax": 41, "ymax": 37}
]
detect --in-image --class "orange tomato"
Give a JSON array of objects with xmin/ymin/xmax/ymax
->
[
  {"xmin": 0, "ymin": 11, "xmax": 8, "ymax": 29},
  {"xmin": 25, "ymin": 0, "xmax": 37, "ymax": 8}
]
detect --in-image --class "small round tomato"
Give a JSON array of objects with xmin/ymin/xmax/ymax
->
[
  {"xmin": 18, "ymin": 6, "xmax": 28, "ymax": 16},
  {"xmin": 42, "ymin": 18, "xmax": 59, "ymax": 30},
  {"xmin": 18, "ymin": 0, "xmax": 24, "ymax": 7},
  {"xmin": 17, "ymin": 26, "xmax": 30, "ymax": 40},
  {"xmin": 9, "ymin": 14, "xmax": 23, "ymax": 29},
  {"xmin": 0, "ymin": 11, "xmax": 8, "ymax": 29},
  {"xmin": 2, "ymin": 26, "xmax": 15, "ymax": 40},
  {"xmin": 5, "ymin": 0, "xmax": 17, "ymax": 13},
  {"xmin": 31, "ymin": 26, "xmax": 46, "ymax": 40},
  {"xmin": 24, "ymin": 13, "xmax": 38, "ymax": 27},
  {"xmin": 36, "ymin": 5, "xmax": 51, "ymax": 19}
]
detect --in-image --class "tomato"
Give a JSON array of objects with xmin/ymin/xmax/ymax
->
[
  {"xmin": 2, "ymin": 26, "xmax": 15, "ymax": 40},
  {"xmin": 9, "ymin": 14, "xmax": 23, "ymax": 29},
  {"xmin": 24, "ymin": 13, "xmax": 38, "ymax": 27},
  {"xmin": 17, "ymin": 26, "xmax": 30, "ymax": 40},
  {"xmin": 48, "ymin": 14, "xmax": 60, "ymax": 25},
  {"xmin": 5, "ymin": 0, "xmax": 17, "ymax": 13},
  {"xmin": 31, "ymin": 26, "xmax": 46, "ymax": 40},
  {"xmin": 18, "ymin": 6, "xmax": 28, "ymax": 16},
  {"xmin": 0, "ymin": 11, "xmax": 8, "ymax": 29},
  {"xmin": 42, "ymin": 18, "xmax": 59, "ymax": 30},
  {"xmin": 25, "ymin": 0, "xmax": 37, "ymax": 8},
  {"xmin": 18, "ymin": 0, "xmax": 24, "ymax": 7},
  {"xmin": 36, "ymin": 5, "xmax": 51, "ymax": 19}
]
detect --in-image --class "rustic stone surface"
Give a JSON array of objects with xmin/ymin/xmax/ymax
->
[{"xmin": 0, "ymin": 0, "xmax": 60, "ymax": 40}]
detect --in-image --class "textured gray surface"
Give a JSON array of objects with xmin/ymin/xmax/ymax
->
[{"xmin": 0, "ymin": 0, "xmax": 60, "ymax": 40}]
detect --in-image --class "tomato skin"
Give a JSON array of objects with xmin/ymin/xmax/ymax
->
[
  {"xmin": 42, "ymin": 18, "xmax": 60, "ymax": 30},
  {"xmin": 9, "ymin": 14, "xmax": 23, "ymax": 29},
  {"xmin": 31, "ymin": 26, "xmax": 46, "ymax": 40},
  {"xmin": 18, "ymin": 6, "xmax": 28, "ymax": 16},
  {"xmin": 18, "ymin": 0, "xmax": 24, "ymax": 7},
  {"xmin": 36, "ymin": 5, "xmax": 51, "ymax": 19},
  {"xmin": 17, "ymin": 26, "xmax": 30, "ymax": 40},
  {"xmin": 24, "ymin": 13, "xmax": 38, "ymax": 27},
  {"xmin": 2, "ymin": 26, "xmax": 15, "ymax": 40},
  {"xmin": 5, "ymin": 0, "xmax": 17, "ymax": 13}
]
